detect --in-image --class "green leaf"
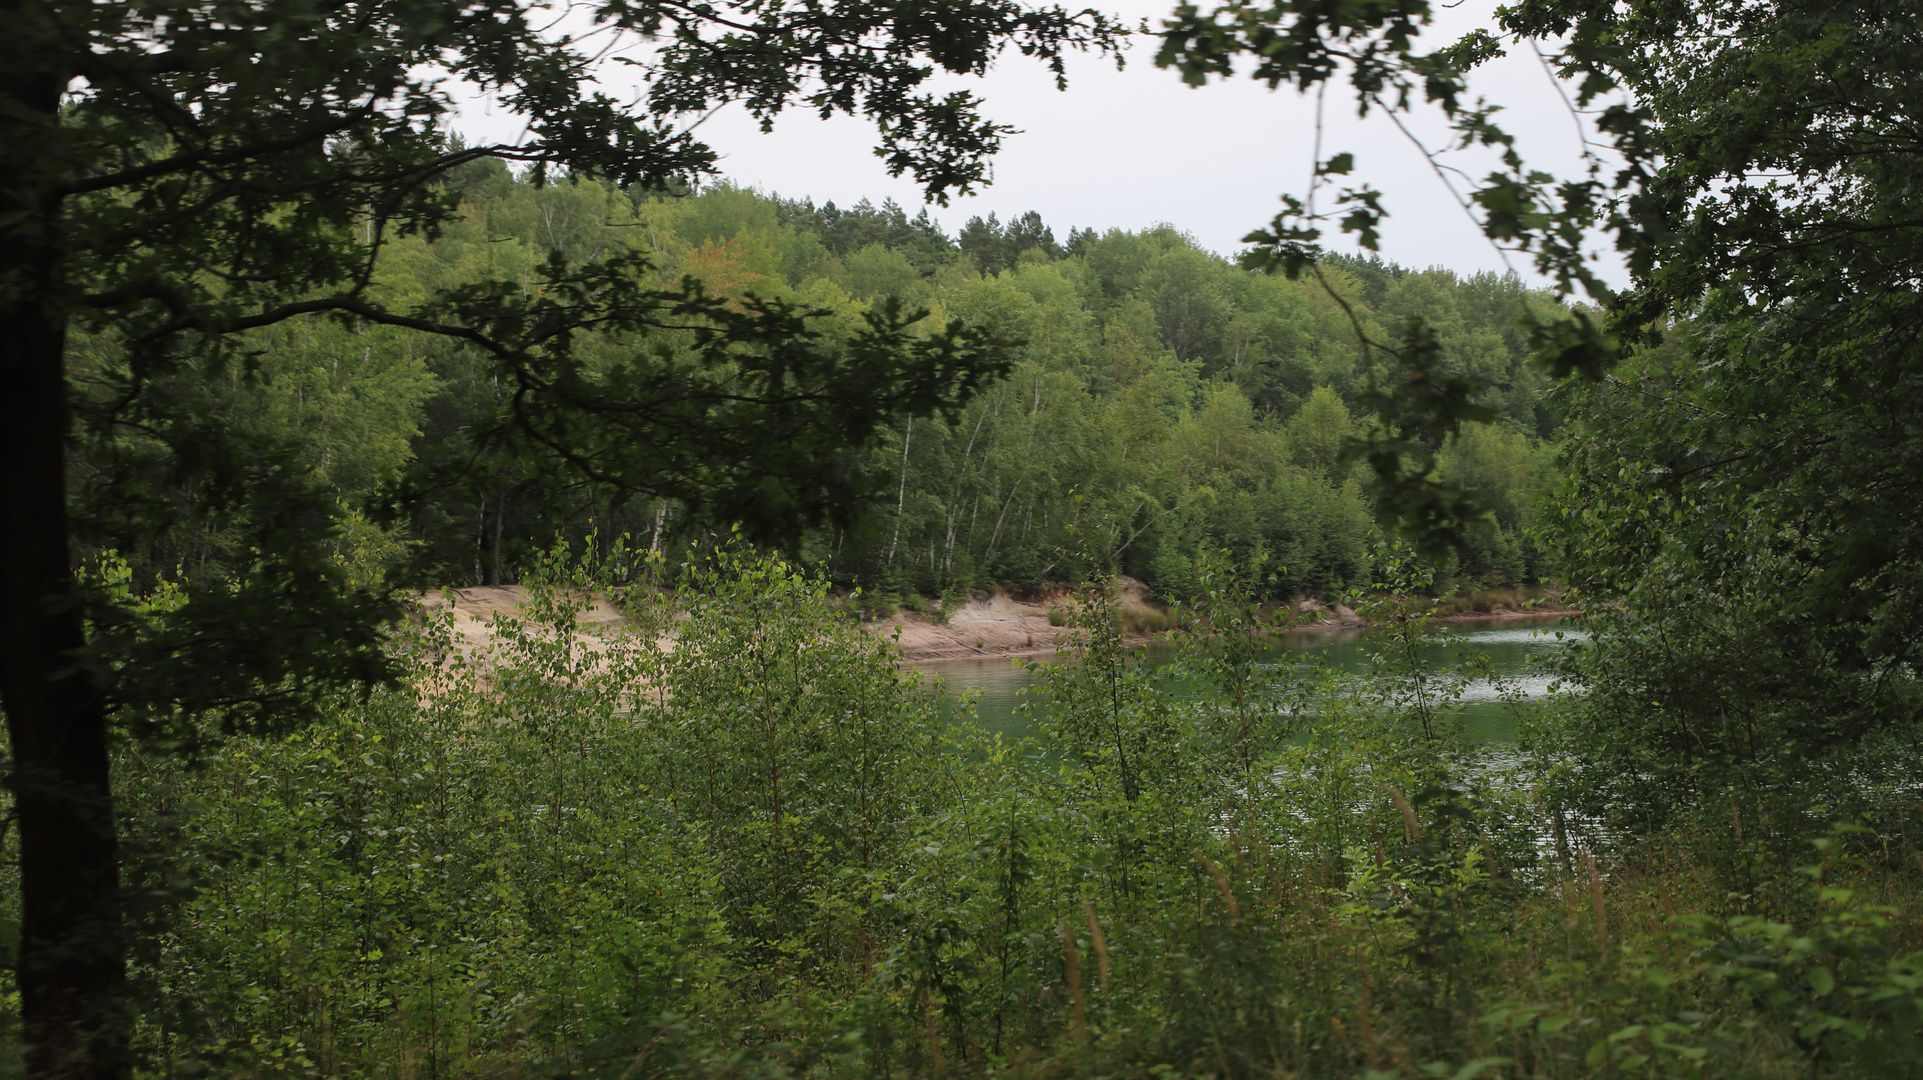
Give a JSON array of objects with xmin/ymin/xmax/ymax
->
[
  {"xmin": 1809, "ymin": 966, "xmax": 1836, "ymax": 996},
  {"xmin": 1451, "ymin": 1058, "xmax": 1511, "ymax": 1080}
]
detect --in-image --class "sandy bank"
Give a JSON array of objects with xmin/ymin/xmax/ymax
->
[
  {"xmin": 413, "ymin": 582, "xmax": 1570, "ymax": 665},
  {"xmin": 871, "ymin": 580, "xmax": 1363, "ymax": 662}
]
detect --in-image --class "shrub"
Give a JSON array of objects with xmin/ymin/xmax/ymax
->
[
  {"xmin": 856, "ymin": 586, "xmax": 898, "ymax": 621},
  {"xmin": 42, "ymin": 551, "xmax": 1920, "ymax": 1080},
  {"xmin": 1119, "ymin": 606, "xmax": 1181, "ymax": 635}
]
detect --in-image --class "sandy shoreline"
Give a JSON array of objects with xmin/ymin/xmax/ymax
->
[
  {"xmin": 417, "ymin": 582, "xmax": 1570, "ymax": 666},
  {"xmin": 874, "ymin": 584, "xmax": 1571, "ymax": 664}
]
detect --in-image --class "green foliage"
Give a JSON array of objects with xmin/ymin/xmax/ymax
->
[
  {"xmin": 1519, "ymin": 0, "xmax": 1923, "ymax": 845},
  {"xmin": 112, "ymin": 546, "xmax": 726, "ymax": 1075},
  {"xmin": 1157, "ymin": 0, "xmax": 1923, "ymax": 865},
  {"xmin": 16, "ymin": 0, "xmax": 1923, "ymax": 1073},
  {"xmin": 7, "ymin": 4, "xmax": 1135, "ymax": 1063},
  {"xmin": 649, "ymin": 549, "xmax": 942, "ymax": 972},
  {"xmin": 92, "ymin": 174, "xmax": 1561, "ymax": 616},
  {"xmin": 1173, "ymin": 552, "xmax": 1310, "ymax": 816},
  {"xmin": 1543, "ymin": 325, "xmax": 1923, "ymax": 836},
  {"xmin": 8, "ymin": 549, "xmax": 1918, "ymax": 1078}
]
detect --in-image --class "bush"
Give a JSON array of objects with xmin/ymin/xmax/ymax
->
[
  {"xmin": 934, "ymin": 581, "xmax": 969, "ymax": 625},
  {"xmin": 36, "ymin": 552, "xmax": 1919, "ymax": 1080},
  {"xmin": 1119, "ymin": 606, "xmax": 1181, "ymax": 635},
  {"xmin": 856, "ymin": 586, "xmax": 899, "ymax": 621}
]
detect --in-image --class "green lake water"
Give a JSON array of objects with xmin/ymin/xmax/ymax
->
[{"xmin": 914, "ymin": 615, "xmax": 1583, "ymax": 744}]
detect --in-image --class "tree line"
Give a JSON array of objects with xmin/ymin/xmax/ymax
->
[{"xmin": 154, "ymin": 167, "xmax": 1565, "ymax": 606}]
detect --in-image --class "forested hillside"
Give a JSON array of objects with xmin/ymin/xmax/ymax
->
[{"xmin": 135, "ymin": 166, "xmax": 1564, "ymax": 602}]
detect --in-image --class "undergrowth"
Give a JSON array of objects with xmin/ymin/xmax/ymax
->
[{"xmin": 2, "ymin": 546, "xmax": 1917, "ymax": 1079}]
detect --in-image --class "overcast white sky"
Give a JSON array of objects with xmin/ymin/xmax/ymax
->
[{"xmin": 453, "ymin": 0, "xmax": 1622, "ymax": 287}]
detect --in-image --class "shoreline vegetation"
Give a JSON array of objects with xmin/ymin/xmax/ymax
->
[
  {"xmin": 48, "ymin": 551, "xmax": 1916, "ymax": 1080},
  {"xmin": 420, "ymin": 579, "xmax": 1575, "ymax": 664}
]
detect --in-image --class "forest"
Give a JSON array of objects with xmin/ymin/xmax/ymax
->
[
  {"xmin": 6, "ymin": 0, "xmax": 1923, "ymax": 1078},
  {"xmin": 172, "ymin": 167, "xmax": 1561, "ymax": 606}
]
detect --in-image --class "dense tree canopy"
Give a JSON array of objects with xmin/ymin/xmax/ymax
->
[{"xmin": 179, "ymin": 175, "xmax": 1564, "ymax": 604}]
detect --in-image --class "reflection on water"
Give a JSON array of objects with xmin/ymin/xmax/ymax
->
[{"xmin": 914, "ymin": 614, "xmax": 1583, "ymax": 743}]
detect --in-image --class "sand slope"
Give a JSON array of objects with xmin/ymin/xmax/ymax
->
[{"xmin": 410, "ymin": 581, "xmax": 1562, "ymax": 664}]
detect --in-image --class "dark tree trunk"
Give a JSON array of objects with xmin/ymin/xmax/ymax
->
[{"xmin": 0, "ymin": 10, "xmax": 130, "ymax": 1077}]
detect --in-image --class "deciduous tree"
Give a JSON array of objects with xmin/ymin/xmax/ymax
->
[
  {"xmin": 0, "ymin": 0, "xmax": 1118, "ymax": 1073},
  {"xmin": 1158, "ymin": 0, "xmax": 1923, "ymax": 817}
]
